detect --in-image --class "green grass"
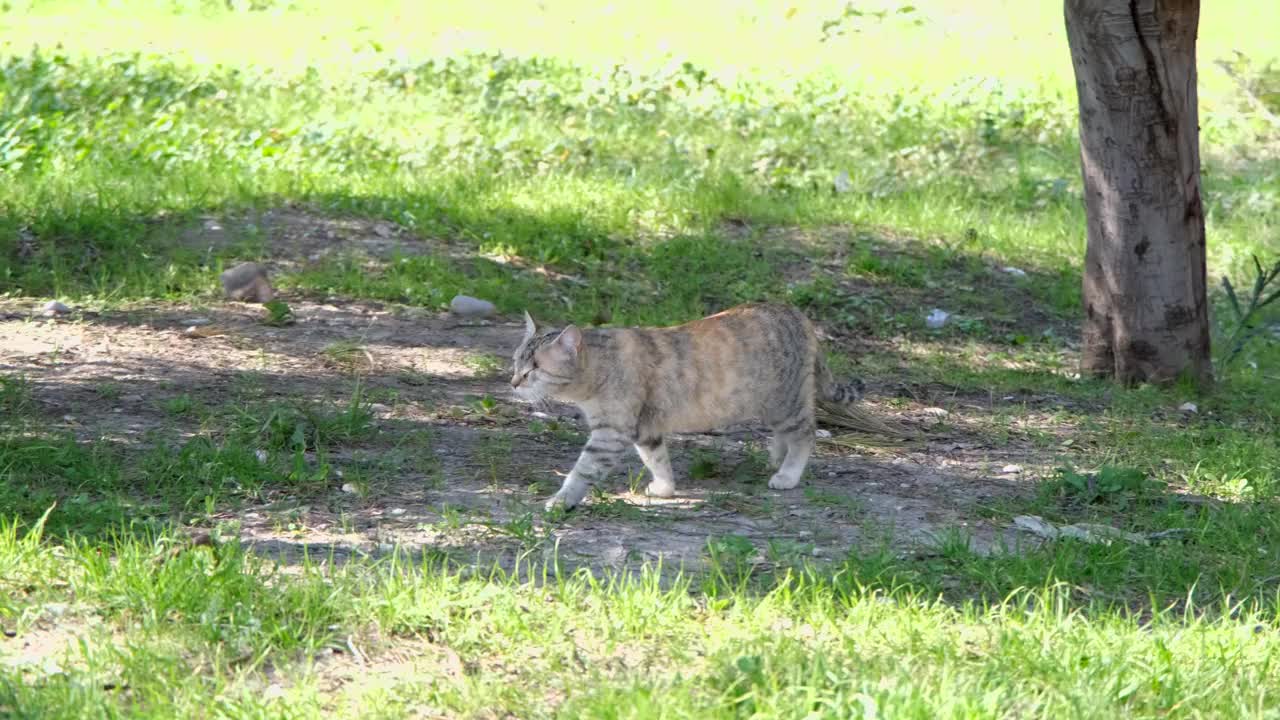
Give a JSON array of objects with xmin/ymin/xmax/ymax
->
[
  {"xmin": 2, "ymin": 1, "xmax": 1280, "ymax": 716},
  {"xmin": 7, "ymin": 516, "xmax": 1280, "ymax": 718}
]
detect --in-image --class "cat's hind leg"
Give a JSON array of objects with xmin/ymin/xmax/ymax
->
[
  {"xmin": 547, "ymin": 428, "xmax": 630, "ymax": 511},
  {"xmin": 768, "ymin": 435, "xmax": 786, "ymax": 468},
  {"xmin": 767, "ymin": 413, "xmax": 816, "ymax": 491},
  {"xmin": 635, "ymin": 436, "xmax": 675, "ymax": 498}
]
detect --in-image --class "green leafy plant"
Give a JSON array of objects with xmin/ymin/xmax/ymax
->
[
  {"xmin": 689, "ymin": 448, "xmax": 722, "ymax": 480},
  {"xmin": 1219, "ymin": 254, "xmax": 1280, "ymax": 369},
  {"xmin": 1051, "ymin": 465, "xmax": 1157, "ymax": 506},
  {"xmin": 467, "ymin": 394, "xmax": 499, "ymax": 415},
  {"xmin": 262, "ymin": 299, "xmax": 295, "ymax": 327}
]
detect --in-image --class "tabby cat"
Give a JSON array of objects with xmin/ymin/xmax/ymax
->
[{"xmin": 510, "ymin": 303, "xmax": 864, "ymax": 510}]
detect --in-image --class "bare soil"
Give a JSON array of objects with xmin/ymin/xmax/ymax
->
[{"xmin": 0, "ymin": 210, "xmax": 1076, "ymax": 578}]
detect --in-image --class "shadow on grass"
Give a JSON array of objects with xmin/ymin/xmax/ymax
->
[
  {"xmin": 3, "ymin": 333, "xmax": 1280, "ymax": 619},
  {"xmin": 9, "ymin": 190, "xmax": 1279, "ymax": 616}
]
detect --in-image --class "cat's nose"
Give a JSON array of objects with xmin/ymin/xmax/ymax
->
[{"xmin": 510, "ymin": 377, "xmax": 520, "ymax": 388}]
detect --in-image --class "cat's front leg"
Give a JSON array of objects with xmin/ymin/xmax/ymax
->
[{"xmin": 546, "ymin": 428, "xmax": 630, "ymax": 511}]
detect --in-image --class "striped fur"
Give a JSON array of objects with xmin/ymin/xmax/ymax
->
[{"xmin": 510, "ymin": 304, "xmax": 862, "ymax": 510}]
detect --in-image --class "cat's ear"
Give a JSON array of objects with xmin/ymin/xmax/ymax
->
[
  {"xmin": 522, "ymin": 311, "xmax": 537, "ymax": 340},
  {"xmin": 554, "ymin": 325, "xmax": 582, "ymax": 356}
]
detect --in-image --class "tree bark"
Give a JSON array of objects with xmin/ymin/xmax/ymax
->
[{"xmin": 1064, "ymin": 0, "xmax": 1211, "ymax": 385}]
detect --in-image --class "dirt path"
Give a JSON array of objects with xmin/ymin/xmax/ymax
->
[{"xmin": 1, "ymin": 293, "xmax": 1044, "ymax": 576}]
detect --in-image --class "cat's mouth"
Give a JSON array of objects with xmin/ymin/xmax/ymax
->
[
  {"xmin": 511, "ymin": 389, "xmax": 554, "ymax": 416},
  {"xmin": 512, "ymin": 385, "xmax": 548, "ymax": 404}
]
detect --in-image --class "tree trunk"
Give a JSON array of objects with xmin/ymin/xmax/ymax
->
[{"xmin": 1064, "ymin": 0, "xmax": 1211, "ymax": 385}]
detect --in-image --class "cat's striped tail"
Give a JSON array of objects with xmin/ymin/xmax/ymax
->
[
  {"xmin": 814, "ymin": 356, "xmax": 866, "ymax": 406},
  {"xmin": 813, "ymin": 356, "xmax": 912, "ymax": 441}
]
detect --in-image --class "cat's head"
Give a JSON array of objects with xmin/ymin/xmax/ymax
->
[{"xmin": 510, "ymin": 311, "xmax": 583, "ymax": 402}]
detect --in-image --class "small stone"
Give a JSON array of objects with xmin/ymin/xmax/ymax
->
[
  {"xmin": 220, "ymin": 262, "xmax": 274, "ymax": 303},
  {"xmin": 1179, "ymin": 402, "xmax": 1198, "ymax": 414},
  {"xmin": 833, "ymin": 170, "xmax": 853, "ymax": 194},
  {"xmin": 1002, "ymin": 266, "xmax": 1028, "ymax": 278},
  {"xmin": 44, "ymin": 602, "xmax": 69, "ymax": 618},
  {"xmin": 254, "ymin": 449, "xmax": 269, "ymax": 463},
  {"xmin": 815, "ymin": 429, "xmax": 832, "ymax": 438},
  {"xmin": 921, "ymin": 407, "xmax": 949, "ymax": 418},
  {"xmin": 184, "ymin": 325, "xmax": 226, "ymax": 338},
  {"xmin": 40, "ymin": 300, "xmax": 71, "ymax": 316},
  {"xmin": 1001, "ymin": 464, "xmax": 1023, "ymax": 474},
  {"xmin": 449, "ymin": 295, "xmax": 497, "ymax": 318},
  {"xmin": 389, "ymin": 508, "xmax": 406, "ymax": 516},
  {"xmin": 341, "ymin": 483, "xmax": 357, "ymax": 494}
]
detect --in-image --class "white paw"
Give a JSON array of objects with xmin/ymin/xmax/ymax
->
[
  {"xmin": 645, "ymin": 480, "xmax": 676, "ymax": 498},
  {"xmin": 545, "ymin": 482, "xmax": 589, "ymax": 511},
  {"xmin": 768, "ymin": 471, "xmax": 801, "ymax": 490}
]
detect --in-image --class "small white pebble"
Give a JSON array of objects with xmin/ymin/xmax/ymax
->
[
  {"xmin": 389, "ymin": 508, "xmax": 406, "ymax": 516},
  {"xmin": 833, "ymin": 170, "xmax": 853, "ymax": 194},
  {"xmin": 815, "ymin": 429, "xmax": 832, "ymax": 438},
  {"xmin": 449, "ymin": 295, "xmax": 497, "ymax": 318},
  {"xmin": 254, "ymin": 449, "xmax": 269, "ymax": 463},
  {"xmin": 40, "ymin": 300, "xmax": 71, "ymax": 316},
  {"xmin": 1001, "ymin": 464, "xmax": 1023, "ymax": 474},
  {"xmin": 341, "ymin": 483, "xmax": 357, "ymax": 494},
  {"xmin": 1179, "ymin": 402, "xmax": 1198, "ymax": 414}
]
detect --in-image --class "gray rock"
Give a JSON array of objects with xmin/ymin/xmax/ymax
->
[
  {"xmin": 833, "ymin": 170, "xmax": 853, "ymax": 194},
  {"xmin": 220, "ymin": 262, "xmax": 274, "ymax": 303},
  {"xmin": 449, "ymin": 294, "xmax": 496, "ymax": 318},
  {"xmin": 40, "ymin": 300, "xmax": 71, "ymax": 316}
]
